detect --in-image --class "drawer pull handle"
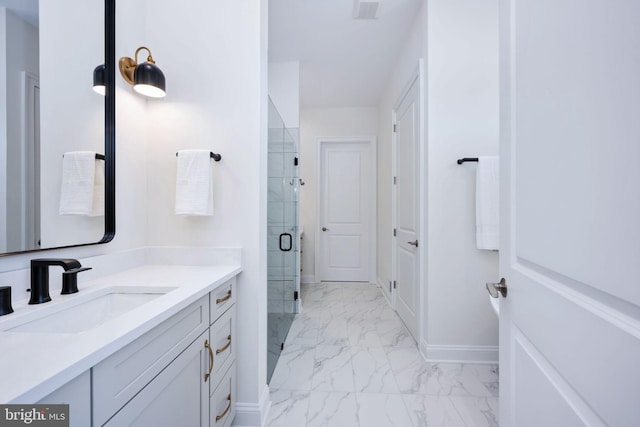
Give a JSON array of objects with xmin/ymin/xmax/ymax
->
[
  {"xmin": 215, "ymin": 394, "xmax": 232, "ymax": 422},
  {"xmin": 216, "ymin": 335, "xmax": 232, "ymax": 354},
  {"xmin": 204, "ymin": 340, "xmax": 214, "ymax": 382},
  {"xmin": 216, "ymin": 289, "xmax": 232, "ymax": 304}
]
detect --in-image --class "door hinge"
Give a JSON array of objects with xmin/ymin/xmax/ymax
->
[
  {"xmin": 393, "ymin": 124, "xmax": 397, "ymax": 132},
  {"xmin": 294, "ymin": 157, "xmax": 299, "ymax": 166},
  {"xmin": 294, "ymin": 291, "xmax": 299, "ymax": 301},
  {"xmin": 393, "ymin": 176, "xmax": 397, "ymax": 184},
  {"xmin": 393, "ymin": 280, "xmax": 397, "ymax": 289},
  {"xmin": 393, "ymin": 228, "xmax": 397, "ymax": 237},
  {"xmin": 389, "ymin": 281, "xmax": 392, "ymax": 292},
  {"xmin": 280, "ymin": 342, "xmax": 284, "ymax": 351}
]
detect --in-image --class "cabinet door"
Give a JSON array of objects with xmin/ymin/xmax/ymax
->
[
  {"xmin": 37, "ymin": 371, "xmax": 91, "ymax": 427},
  {"xmin": 103, "ymin": 332, "xmax": 209, "ymax": 427}
]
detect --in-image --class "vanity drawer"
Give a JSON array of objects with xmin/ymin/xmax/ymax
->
[
  {"xmin": 93, "ymin": 295, "xmax": 209, "ymax": 426},
  {"xmin": 207, "ymin": 305, "xmax": 236, "ymax": 391},
  {"xmin": 209, "ymin": 363, "xmax": 236, "ymax": 427},
  {"xmin": 210, "ymin": 278, "xmax": 236, "ymax": 324}
]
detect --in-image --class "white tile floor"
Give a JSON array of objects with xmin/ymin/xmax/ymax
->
[{"xmin": 266, "ymin": 282, "xmax": 499, "ymax": 427}]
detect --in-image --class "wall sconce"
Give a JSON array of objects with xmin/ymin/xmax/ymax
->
[
  {"xmin": 93, "ymin": 64, "xmax": 106, "ymax": 95},
  {"xmin": 118, "ymin": 46, "xmax": 166, "ymax": 98}
]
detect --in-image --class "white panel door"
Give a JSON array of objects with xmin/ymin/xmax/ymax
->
[
  {"xmin": 394, "ymin": 73, "xmax": 421, "ymax": 340},
  {"xmin": 319, "ymin": 140, "xmax": 373, "ymax": 282},
  {"xmin": 499, "ymin": 1, "xmax": 640, "ymax": 426}
]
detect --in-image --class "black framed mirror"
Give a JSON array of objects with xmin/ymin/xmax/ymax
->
[{"xmin": 0, "ymin": 0, "xmax": 115, "ymax": 256}]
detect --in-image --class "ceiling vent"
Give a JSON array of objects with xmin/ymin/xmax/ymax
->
[{"xmin": 353, "ymin": 0, "xmax": 381, "ymax": 19}]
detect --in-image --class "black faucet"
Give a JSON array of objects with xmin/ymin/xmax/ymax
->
[{"xmin": 29, "ymin": 259, "xmax": 92, "ymax": 304}]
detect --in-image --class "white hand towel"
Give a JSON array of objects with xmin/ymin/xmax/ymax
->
[
  {"xmin": 476, "ymin": 156, "xmax": 499, "ymax": 250},
  {"xmin": 59, "ymin": 151, "xmax": 105, "ymax": 216},
  {"xmin": 175, "ymin": 150, "xmax": 213, "ymax": 216}
]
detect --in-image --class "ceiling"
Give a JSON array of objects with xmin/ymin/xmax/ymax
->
[{"xmin": 269, "ymin": 0, "xmax": 423, "ymax": 108}]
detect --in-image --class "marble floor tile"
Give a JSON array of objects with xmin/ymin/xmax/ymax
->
[
  {"xmin": 450, "ymin": 396, "xmax": 499, "ymax": 427},
  {"xmin": 351, "ymin": 346, "xmax": 399, "ymax": 393},
  {"xmin": 422, "ymin": 363, "xmax": 496, "ymax": 397},
  {"xmin": 311, "ymin": 345, "xmax": 356, "ymax": 392},
  {"xmin": 270, "ymin": 344, "xmax": 316, "ymax": 391},
  {"xmin": 316, "ymin": 317, "xmax": 350, "ymax": 346},
  {"xmin": 376, "ymin": 318, "xmax": 417, "ymax": 347},
  {"xmin": 266, "ymin": 389, "xmax": 310, "ymax": 427},
  {"xmin": 306, "ymin": 391, "xmax": 359, "ymax": 427},
  {"xmin": 402, "ymin": 395, "xmax": 466, "ymax": 427},
  {"xmin": 270, "ymin": 282, "xmax": 500, "ymax": 427},
  {"xmin": 356, "ymin": 393, "xmax": 413, "ymax": 427},
  {"xmin": 385, "ymin": 346, "xmax": 431, "ymax": 394}
]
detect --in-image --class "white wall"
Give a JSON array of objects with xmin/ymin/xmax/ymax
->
[
  {"xmin": 141, "ymin": 0, "xmax": 268, "ymax": 424},
  {"xmin": 268, "ymin": 61, "xmax": 299, "ymax": 129},
  {"xmin": 425, "ymin": 0, "xmax": 500, "ymax": 360},
  {"xmin": 299, "ymin": 107, "xmax": 378, "ymax": 282},
  {"xmin": 377, "ymin": 0, "xmax": 500, "ymax": 362}
]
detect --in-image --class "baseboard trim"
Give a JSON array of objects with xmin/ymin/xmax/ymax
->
[
  {"xmin": 300, "ymin": 274, "xmax": 315, "ymax": 284},
  {"xmin": 377, "ymin": 277, "xmax": 393, "ymax": 307},
  {"xmin": 420, "ymin": 339, "xmax": 498, "ymax": 364},
  {"xmin": 232, "ymin": 384, "xmax": 271, "ymax": 427}
]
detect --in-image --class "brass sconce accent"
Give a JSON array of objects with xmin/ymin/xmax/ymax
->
[{"xmin": 119, "ymin": 46, "xmax": 166, "ymax": 98}]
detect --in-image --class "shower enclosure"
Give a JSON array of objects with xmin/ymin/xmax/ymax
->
[{"xmin": 267, "ymin": 98, "xmax": 300, "ymax": 382}]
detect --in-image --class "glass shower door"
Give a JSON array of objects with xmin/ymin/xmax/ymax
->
[{"xmin": 267, "ymin": 98, "xmax": 300, "ymax": 383}]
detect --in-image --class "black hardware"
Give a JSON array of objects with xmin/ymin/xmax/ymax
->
[
  {"xmin": 280, "ymin": 342, "xmax": 284, "ymax": 351},
  {"xmin": 175, "ymin": 151, "xmax": 222, "ymax": 162},
  {"xmin": 393, "ymin": 229, "xmax": 396, "ymax": 237},
  {"xmin": 294, "ymin": 291, "xmax": 299, "ymax": 301},
  {"xmin": 279, "ymin": 233, "xmax": 293, "ymax": 252},
  {"xmin": 0, "ymin": 286, "xmax": 14, "ymax": 316},
  {"xmin": 457, "ymin": 157, "xmax": 479, "ymax": 164},
  {"xmin": 294, "ymin": 157, "xmax": 299, "ymax": 166},
  {"xmin": 393, "ymin": 280, "xmax": 397, "ymax": 289},
  {"xmin": 62, "ymin": 267, "xmax": 93, "ymax": 295},
  {"xmin": 29, "ymin": 259, "xmax": 84, "ymax": 304}
]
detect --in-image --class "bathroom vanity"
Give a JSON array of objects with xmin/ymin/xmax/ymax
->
[{"xmin": 0, "ymin": 260, "xmax": 241, "ymax": 427}]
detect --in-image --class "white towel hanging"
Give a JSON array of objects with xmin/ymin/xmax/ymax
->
[
  {"xmin": 59, "ymin": 151, "xmax": 105, "ymax": 216},
  {"xmin": 476, "ymin": 156, "xmax": 499, "ymax": 250},
  {"xmin": 175, "ymin": 150, "xmax": 213, "ymax": 216}
]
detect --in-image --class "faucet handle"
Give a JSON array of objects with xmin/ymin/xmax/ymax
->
[{"xmin": 61, "ymin": 267, "xmax": 92, "ymax": 295}]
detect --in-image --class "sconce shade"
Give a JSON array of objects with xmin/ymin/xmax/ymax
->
[
  {"xmin": 133, "ymin": 62, "xmax": 166, "ymax": 98},
  {"xmin": 93, "ymin": 64, "xmax": 106, "ymax": 95},
  {"xmin": 119, "ymin": 47, "xmax": 166, "ymax": 98}
]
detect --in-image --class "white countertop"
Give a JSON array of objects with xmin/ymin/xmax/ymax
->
[{"xmin": 0, "ymin": 264, "xmax": 241, "ymax": 403}]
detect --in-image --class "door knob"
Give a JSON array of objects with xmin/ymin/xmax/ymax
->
[
  {"xmin": 486, "ymin": 278, "xmax": 507, "ymax": 298},
  {"xmin": 408, "ymin": 240, "xmax": 418, "ymax": 247},
  {"xmin": 322, "ymin": 227, "xmax": 329, "ymax": 231}
]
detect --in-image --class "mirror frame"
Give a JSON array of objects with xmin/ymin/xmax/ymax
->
[{"xmin": 0, "ymin": 0, "xmax": 115, "ymax": 257}]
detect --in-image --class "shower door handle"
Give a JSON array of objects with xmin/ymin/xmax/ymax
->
[{"xmin": 279, "ymin": 233, "xmax": 292, "ymax": 252}]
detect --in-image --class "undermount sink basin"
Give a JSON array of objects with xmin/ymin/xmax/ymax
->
[{"xmin": 7, "ymin": 287, "xmax": 175, "ymax": 334}]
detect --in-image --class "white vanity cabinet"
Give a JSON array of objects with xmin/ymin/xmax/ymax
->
[
  {"xmin": 93, "ymin": 277, "xmax": 237, "ymax": 427},
  {"xmin": 37, "ymin": 371, "xmax": 91, "ymax": 427}
]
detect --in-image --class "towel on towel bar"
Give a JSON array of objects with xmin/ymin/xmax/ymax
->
[
  {"xmin": 175, "ymin": 149, "xmax": 213, "ymax": 216},
  {"xmin": 59, "ymin": 151, "xmax": 105, "ymax": 216},
  {"xmin": 476, "ymin": 156, "xmax": 499, "ymax": 250}
]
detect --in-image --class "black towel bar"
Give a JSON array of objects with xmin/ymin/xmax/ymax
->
[
  {"xmin": 457, "ymin": 157, "xmax": 479, "ymax": 164},
  {"xmin": 62, "ymin": 153, "xmax": 105, "ymax": 160},
  {"xmin": 175, "ymin": 151, "xmax": 222, "ymax": 162}
]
